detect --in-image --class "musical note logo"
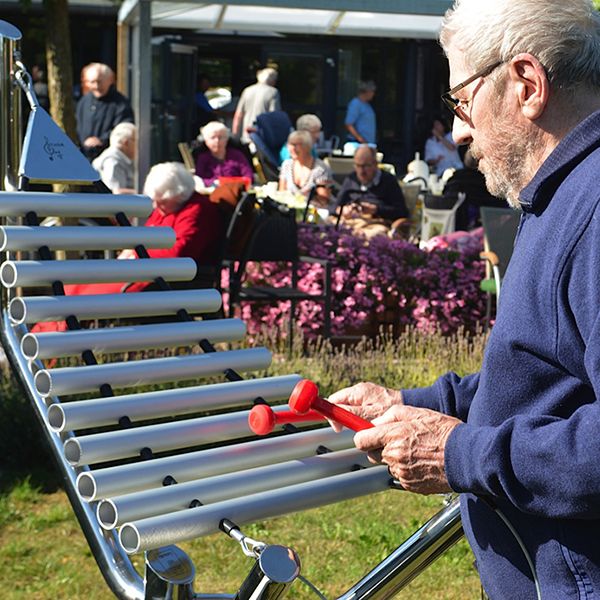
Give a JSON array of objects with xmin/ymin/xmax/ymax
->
[{"xmin": 43, "ymin": 136, "xmax": 65, "ymax": 161}]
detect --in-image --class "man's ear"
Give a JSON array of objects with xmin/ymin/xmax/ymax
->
[{"xmin": 507, "ymin": 53, "xmax": 549, "ymax": 120}]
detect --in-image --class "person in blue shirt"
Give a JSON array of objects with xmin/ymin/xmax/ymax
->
[
  {"xmin": 328, "ymin": 1, "xmax": 600, "ymax": 598},
  {"xmin": 344, "ymin": 81, "xmax": 376, "ymax": 153}
]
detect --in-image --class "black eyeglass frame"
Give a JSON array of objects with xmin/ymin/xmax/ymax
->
[{"xmin": 441, "ymin": 60, "xmax": 504, "ymax": 121}]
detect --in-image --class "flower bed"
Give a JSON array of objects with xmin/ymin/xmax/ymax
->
[{"xmin": 224, "ymin": 225, "xmax": 487, "ymax": 339}]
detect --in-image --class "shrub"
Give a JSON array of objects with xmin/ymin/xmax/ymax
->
[{"xmin": 226, "ymin": 226, "xmax": 486, "ymax": 339}]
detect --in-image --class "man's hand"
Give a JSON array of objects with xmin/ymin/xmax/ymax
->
[
  {"xmin": 359, "ymin": 201, "xmax": 378, "ymax": 217},
  {"xmin": 326, "ymin": 382, "xmax": 403, "ymax": 432},
  {"xmin": 354, "ymin": 405, "xmax": 462, "ymax": 495},
  {"xmin": 83, "ymin": 136, "xmax": 103, "ymax": 148}
]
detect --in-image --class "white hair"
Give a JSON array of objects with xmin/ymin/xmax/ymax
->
[
  {"xmin": 143, "ymin": 162, "xmax": 195, "ymax": 205},
  {"xmin": 287, "ymin": 129, "xmax": 313, "ymax": 150},
  {"xmin": 257, "ymin": 67, "xmax": 278, "ymax": 85},
  {"xmin": 109, "ymin": 122, "xmax": 136, "ymax": 148},
  {"xmin": 296, "ymin": 114, "xmax": 322, "ymax": 132},
  {"xmin": 85, "ymin": 62, "xmax": 113, "ymax": 80},
  {"xmin": 201, "ymin": 121, "xmax": 229, "ymax": 138},
  {"xmin": 358, "ymin": 80, "xmax": 376, "ymax": 94},
  {"xmin": 440, "ymin": 0, "xmax": 600, "ymax": 94}
]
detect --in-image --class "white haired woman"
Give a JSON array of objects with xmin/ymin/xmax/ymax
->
[
  {"xmin": 195, "ymin": 121, "xmax": 253, "ymax": 186},
  {"xmin": 279, "ymin": 113, "xmax": 322, "ymax": 164},
  {"xmin": 72, "ymin": 162, "xmax": 225, "ymax": 294},
  {"xmin": 92, "ymin": 122, "xmax": 137, "ymax": 193},
  {"xmin": 279, "ymin": 129, "xmax": 332, "ymax": 207}
]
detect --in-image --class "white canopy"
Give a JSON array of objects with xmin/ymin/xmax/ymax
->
[{"xmin": 141, "ymin": 3, "xmax": 444, "ymax": 39}]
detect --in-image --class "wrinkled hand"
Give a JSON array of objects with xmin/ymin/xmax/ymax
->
[
  {"xmin": 354, "ymin": 405, "xmax": 462, "ymax": 495},
  {"xmin": 326, "ymin": 382, "xmax": 403, "ymax": 432}
]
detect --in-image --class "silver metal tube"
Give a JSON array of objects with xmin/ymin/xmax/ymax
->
[
  {"xmin": 0, "ymin": 315, "xmax": 145, "ymax": 600},
  {"xmin": 0, "ymin": 190, "xmax": 152, "ymax": 217},
  {"xmin": 63, "ymin": 405, "xmax": 311, "ymax": 466},
  {"xmin": 0, "ymin": 225, "xmax": 175, "ymax": 251},
  {"xmin": 119, "ymin": 467, "xmax": 390, "ymax": 553},
  {"xmin": 0, "ymin": 22, "xmax": 22, "ymax": 192},
  {"xmin": 0, "ymin": 257, "xmax": 196, "ymax": 287},
  {"xmin": 47, "ymin": 374, "xmax": 300, "ymax": 432},
  {"xmin": 9, "ymin": 289, "xmax": 222, "ymax": 324},
  {"xmin": 34, "ymin": 347, "xmax": 272, "ymax": 397},
  {"xmin": 336, "ymin": 498, "xmax": 463, "ymax": 600},
  {"xmin": 77, "ymin": 429, "xmax": 354, "ymax": 501},
  {"xmin": 23, "ymin": 318, "xmax": 246, "ymax": 360},
  {"xmin": 97, "ymin": 449, "xmax": 369, "ymax": 530}
]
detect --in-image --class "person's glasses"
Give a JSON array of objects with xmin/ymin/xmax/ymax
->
[{"xmin": 441, "ymin": 60, "xmax": 504, "ymax": 121}]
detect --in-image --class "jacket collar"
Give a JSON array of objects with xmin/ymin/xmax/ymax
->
[{"xmin": 519, "ymin": 109, "xmax": 600, "ymax": 214}]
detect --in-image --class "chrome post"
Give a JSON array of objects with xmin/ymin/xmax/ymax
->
[
  {"xmin": 144, "ymin": 545, "xmax": 196, "ymax": 600},
  {"xmin": 0, "ymin": 20, "xmax": 21, "ymax": 193},
  {"xmin": 337, "ymin": 497, "xmax": 463, "ymax": 599},
  {"xmin": 235, "ymin": 545, "xmax": 301, "ymax": 600}
]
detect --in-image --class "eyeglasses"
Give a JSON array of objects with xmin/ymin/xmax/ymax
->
[{"xmin": 441, "ymin": 60, "xmax": 504, "ymax": 121}]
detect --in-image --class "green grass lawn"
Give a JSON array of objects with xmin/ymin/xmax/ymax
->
[
  {"xmin": 0, "ymin": 328, "xmax": 487, "ymax": 598},
  {"xmin": 0, "ymin": 475, "xmax": 480, "ymax": 599}
]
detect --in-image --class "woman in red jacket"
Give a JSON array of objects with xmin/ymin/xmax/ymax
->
[{"xmin": 69, "ymin": 161, "xmax": 225, "ymax": 295}]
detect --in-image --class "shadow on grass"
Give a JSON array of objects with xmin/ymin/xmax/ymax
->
[{"xmin": 0, "ymin": 369, "xmax": 62, "ymax": 495}]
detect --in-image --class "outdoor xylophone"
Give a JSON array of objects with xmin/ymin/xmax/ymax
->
[{"xmin": 0, "ymin": 20, "xmax": 463, "ymax": 600}]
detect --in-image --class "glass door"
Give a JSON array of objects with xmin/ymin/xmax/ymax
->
[{"xmin": 151, "ymin": 40, "xmax": 197, "ymax": 165}]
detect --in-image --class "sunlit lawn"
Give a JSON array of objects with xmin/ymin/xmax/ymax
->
[{"xmin": 0, "ymin": 328, "xmax": 487, "ymax": 598}]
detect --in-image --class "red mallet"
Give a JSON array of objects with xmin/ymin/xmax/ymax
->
[
  {"xmin": 289, "ymin": 379, "xmax": 374, "ymax": 432},
  {"xmin": 248, "ymin": 403, "xmax": 324, "ymax": 436}
]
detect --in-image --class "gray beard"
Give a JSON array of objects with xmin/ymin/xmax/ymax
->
[{"xmin": 472, "ymin": 127, "xmax": 543, "ymax": 210}]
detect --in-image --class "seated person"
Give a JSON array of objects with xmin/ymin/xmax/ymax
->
[
  {"xmin": 195, "ymin": 121, "xmax": 254, "ymax": 187},
  {"xmin": 92, "ymin": 122, "xmax": 136, "ymax": 194},
  {"xmin": 333, "ymin": 145, "xmax": 409, "ymax": 223},
  {"xmin": 279, "ymin": 130, "xmax": 332, "ymax": 207},
  {"xmin": 440, "ymin": 149, "xmax": 506, "ymax": 230},
  {"xmin": 424, "ymin": 117, "xmax": 463, "ymax": 177},
  {"xmin": 279, "ymin": 113, "xmax": 321, "ymax": 164},
  {"xmin": 68, "ymin": 162, "xmax": 226, "ymax": 295}
]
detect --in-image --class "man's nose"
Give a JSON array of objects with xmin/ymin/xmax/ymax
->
[{"xmin": 452, "ymin": 116, "xmax": 472, "ymax": 146}]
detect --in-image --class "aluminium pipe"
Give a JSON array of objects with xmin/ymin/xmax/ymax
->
[
  {"xmin": 0, "ymin": 225, "xmax": 175, "ymax": 251},
  {"xmin": 119, "ymin": 467, "xmax": 391, "ymax": 553},
  {"xmin": 34, "ymin": 347, "xmax": 272, "ymax": 397},
  {"xmin": 0, "ymin": 190, "xmax": 152, "ymax": 217},
  {"xmin": 0, "ymin": 257, "xmax": 196, "ymax": 288},
  {"xmin": 9, "ymin": 289, "xmax": 222, "ymax": 324},
  {"xmin": 62, "ymin": 404, "xmax": 319, "ymax": 466},
  {"xmin": 77, "ymin": 428, "xmax": 355, "ymax": 501},
  {"xmin": 96, "ymin": 448, "xmax": 370, "ymax": 529},
  {"xmin": 47, "ymin": 374, "xmax": 302, "ymax": 432},
  {"xmin": 22, "ymin": 318, "xmax": 246, "ymax": 360}
]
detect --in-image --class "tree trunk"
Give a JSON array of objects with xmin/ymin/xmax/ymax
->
[
  {"xmin": 42, "ymin": 0, "xmax": 78, "ymax": 223},
  {"xmin": 43, "ymin": 0, "xmax": 76, "ymax": 144}
]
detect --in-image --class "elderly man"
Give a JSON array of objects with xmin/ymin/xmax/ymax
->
[
  {"xmin": 232, "ymin": 67, "xmax": 280, "ymax": 143},
  {"xmin": 329, "ymin": 1, "xmax": 600, "ymax": 598},
  {"xmin": 92, "ymin": 122, "xmax": 136, "ymax": 194},
  {"xmin": 333, "ymin": 145, "xmax": 408, "ymax": 223},
  {"xmin": 76, "ymin": 63, "xmax": 134, "ymax": 160}
]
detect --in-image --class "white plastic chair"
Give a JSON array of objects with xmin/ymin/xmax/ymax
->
[{"xmin": 419, "ymin": 192, "xmax": 466, "ymax": 248}]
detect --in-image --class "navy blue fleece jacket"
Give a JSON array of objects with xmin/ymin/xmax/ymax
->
[{"xmin": 403, "ymin": 109, "xmax": 600, "ymax": 599}]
